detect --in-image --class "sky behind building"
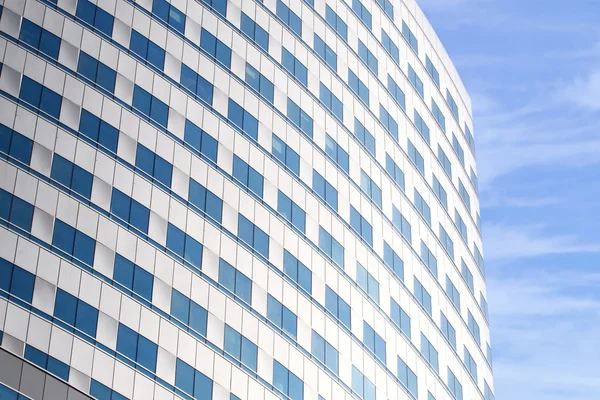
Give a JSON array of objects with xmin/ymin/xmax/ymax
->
[{"xmin": 418, "ymin": 0, "xmax": 600, "ymax": 399}]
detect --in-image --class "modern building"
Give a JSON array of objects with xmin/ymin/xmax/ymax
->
[{"xmin": 0, "ymin": 0, "xmax": 494, "ymax": 398}]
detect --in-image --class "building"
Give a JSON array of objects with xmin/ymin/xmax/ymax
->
[{"xmin": 0, "ymin": 0, "xmax": 494, "ymax": 398}]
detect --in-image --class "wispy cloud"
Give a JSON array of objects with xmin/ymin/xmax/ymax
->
[{"xmin": 562, "ymin": 70, "xmax": 600, "ymax": 111}]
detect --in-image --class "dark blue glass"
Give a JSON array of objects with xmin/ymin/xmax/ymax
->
[
  {"xmin": 282, "ymin": 308, "xmax": 297, "ymax": 338},
  {"xmin": 184, "ymin": 235, "xmax": 202, "ymax": 268},
  {"xmin": 52, "ymin": 220, "xmax": 76, "ymax": 254},
  {"xmin": 273, "ymin": 360, "xmax": 288, "ymax": 395},
  {"xmin": 267, "ymin": 295, "xmax": 282, "ymax": 327},
  {"xmin": 189, "ymin": 302, "xmax": 208, "ymax": 336},
  {"xmin": 200, "ymin": 29, "xmax": 217, "ymax": 56},
  {"xmin": 78, "ymin": 52, "xmax": 98, "ymax": 81},
  {"xmin": 129, "ymin": 200, "xmax": 149, "ymax": 233},
  {"xmin": 94, "ymin": 7, "xmax": 114, "ymax": 36},
  {"xmin": 130, "ymin": 30, "xmax": 148, "ymax": 58},
  {"xmin": 114, "ymin": 254, "xmax": 135, "ymax": 290},
  {"xmin": 196, "ymin": 76, "xmax": 213, "ymax": 104},
  {"xmin": 184, "ymin": 120, "xmax": 202, "ymax": 150},
  {"xmin": 90, "ymin": 380, "xmax": 112, "ymax": 400},
  {"xmin": 116, "ymin": 324, "xmax": 137, "ymax": 361},
  {"xmin": 98, "ymin": 121, "xmax": 119, "ymax": 153},
  {"xmin": 236, "ymin": 273, "xmax": 252, "ymax": 304},
  {"xmin": 133, "ymin": 86, "xmax": 152, "ymax": 116},
  {"xmin": 237, "ymin": 215, "xmax": 254, "ymax": 247},
  {"xmin": 228, "ymin": 100, "xmax": 244, "ymax": 129},
  {"xmin": 39, "ymin": 30, "xmax": 61, "ymax": 59},
  {"xmin": 0, "ymin": 384, "xmax": 17, "ymax": 400},
  {"xmin": 194, "ymin": 371, "xmax": 212, "ymax": 399},
  {"xmin": 96, "ymin": 63, "xmax": 116, "ymax": 93},
  {"xmin": 189, "ymin": 180, "xmax": 207, "ymax": 211},
  {"xmin": 111, "ymin": 188, "xmax": 131, "ymax": 224},
  {"xmin": 54, "ymin": 289, "xmax": 77, "ymax": 326},
  {"xmin": 79, "ymin": 110, "xmax": 100, "ymax": 142},
  {"xmin": 147, "ymin": 42, "xmax": 165, "ymax": 70},
  {"xmin": 152, "ymin": 0, "xmax": 169, "ymax": 22},
  {"xmin": 9, "ymin": 197, "xmax": 33, "ymax": 232},
  {"xmin": 248, "ymin": 168, "xmax": 263, "ymax": 197},
  {"xmin": 169, "ymin": 7, "xmax": 185, "ymax": 34},
  {"xmin": 135, "ymin": 144, "xmax": 155, "ymax": 177},
  {"xmin": 166, "ymin": 224, "xmax": 185, "ymax": 257},
  {"xmin": 20, "ymin": 76, "xmax": 42, "ymax": 108},
  {"xmin": 171, "ymin": 289, "xmax": 190, "ymax": 324},
  {"xmin": 46, "ymin": 356, "xmax": 69, "ymax": 380},
  {"xmin": 205, "ymin": 191, "xmax": 222, "ymax": 222},
  {"xmin": 253, "ymin": 227, "xmax": 269, "ymax": 259},
  {"xmin": 25, "ymin": 346, "xmax": 48, "ymax": 368},
  {"xmin": 0, "ymin": 124, "xmax": 11, "ymax": 154},
  {"xmin": 149, "ymin": 95, "xmax": 168, "ymax": 127},
  {"xmin": 73, "ymin": 231, "xmax": 96, "ymax": 266},
  {"xmin": 133, "ymin": 266, "xmax": 153, "ymax": 301},
  {"xmin": 153, "ymin": 155, "xmax": 172, "ymax": 187},
  {"xmin": 10, "ymin": 266, "xmax": 34, "ymax": 303},
  {"xmin": 75, "ymin": 0, "xmax": 95, "ymax": 26},
  {"xmin": 40, "ymin": 87, "xmax": 62, "ymax": 118},
  {"xmin": 201, "ymin": 131, "xmax": 218, "ymax": 162},
  {"xmin": 19, "ymin": 19, "xmax": 42, "ymax": 48},
  {"xmin": 75, "ymin": 300, "xmax": 98, "ymax": 337},
  {"xmin": 136, "ymin": 335, "xmax": 157, "ymax": 372},
  {"xmin": 212, "ymin": 0, "xmax": 227, "ymax": 16},
  {"xmin": 71, "ymin": 165, "xmax": 93, "ymax": 198},
  {"xmin": 241, "ymin": 337, "xmax": 257, "ymax": 371},
  {"xmin": 181, "ymin": 64, "xmax": 197, "ymax": 93},
  {"xmin": 224, "ymin": 326, "xmax": 241, "ymax": 359},
  {"xmin": 9, "ymin": 132, "xmax": 33, "ymax": 164},
  {"xmin": 218, "ymin": 260, "xmax": 235, "ymax": 294},
  {"xmin": 0, "ymin": 259, "xmax": 12, "ymax": 292},
  {"xmin": 175, "ymin": 359, "xmax": 195, "ymax": 395}
]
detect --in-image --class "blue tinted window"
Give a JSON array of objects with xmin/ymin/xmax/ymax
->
[
  {"xmin": 354, "ymin": 119, "xmax": 376, "ymax": 156},
  {"xmin": 267, "ymin": 295, "xmax": 297, "ymax": 339},
  {"xmin": 390, "ymin": 298, "xmax": 411, "ymax": 338},
  {"xmin": 408, "ymin": 140, "xmax": 425, "ymax": 175},
  {"xmin": 441, "ymin": 312, "xmax": 457, "ymax": 350},
  {"xmin": 171, "ymin": 289, "xmax": 208, "ymax": 336},
  {"xmin": 387, "ymin": 75, "xmax": 406, "ymax": 110},
  {"xmin": 325, "ymin": 134, "xmax": 349, "ymax": 173},
  {"xmin": 238, "ymin": 214, "xmax": 269, "ymax": 259},
  {"xmin": 414, "ymin": 189, "xmax": 431, "ymax": 226},
  {"xmin": 312, "ymin": 330, "xmax": 339, "ymax": 374},
  {"xmin": 9, "ymin": 196, "xmax": 34, "ymax": 232},
  {"xmin": 189, "ymin": 179, "xmax": 222, "ymax": 223},
  {"xmin": 360, "ymin": 171, "xmax": 382, "ymax": 208},
  {"xmin": 421, "ymin": 333, "xmax": 439, "ymax": 372},
  {"xmin": 313, "ymin": 170, "xmax": 338, "ymax": 211},
  {"xmin": 325, "ymin": 5, "xmax": 348, "ymax": 41},
  {"xmin": 273, "ymin": 360, "xmax": 303, "ymax": 400},
  {"xmin": 468, "ymin": 311, "xmax": 481, "ymax": 345},
  {"xmin": 9, "ymin": 265, "xmax": 35, "ymax": 303},
  {"xmin": 414, "ymin": 277, "xmax": 432, "ymax": 316},
  {"xmin": 276, "ymin": 1, "xmax": 302, "ymax": 36},
  {"xmin": 283, "ymin": 250, "xmax": 311, "ymax": 294},
  {"xmin": 282, "ymin": 48, "xmax": 308, "ymax": 86},
  {"xmin": 439, "ymin": 222, "xmax": 454, "ymax": 258},
  {"xmin": 358, "ymin": 41, "xmax": 378, "ymax": 74},
  {"xmin": 379, "ymin": 104, "xmax": 398, "ymax": 141},
  {"xmin": 219, "ymin": 259, "xmax": 252, "ymax": 304},
  {"xmin": 135, "ymin": 143, "xmax": 172, "ymax": 187},
  {"xmin": 391, "ymin": 207, "xmax": 411, "ymax": 243},
  {"xmin": 233, "ymin": 156, "xmax": 264, "ymax": 197},
  {"xmin": 318, "ymin": 226, "xmax": 344, "ymax": 268},
  {"xmin": 398, "ymin": 356, "xmax": 418, "ymax": 397},
  {"xmin": 52, "ymin": 220, "xmax": 76, "ymax": 255},
  {"xmin": 54, "ymin": 288, "xmax": 77, "ymax": 325},
  {"xmin": 153, "ymin": 0, "xmax": 186, "ymax": 34},
  {"xmin": 180, "ymin": 64, "xmax": 214, "ymax": 104},
  {"xmin": 241, "ymin": 14, "xmax": 269, "ymax": 51},
  {"xmin": 447, "ymin": 90, "xmax": 460, "ymax": 121},
  {"xmin": 287, "ymin": 98, "xmax": 313, "ymax": 139},
  {"xmin": 183, "ymin": 120, "xmax": 217, "ymax": 162},
  {"xmin": 129, "ymin": 30, "xmax": 165, "ymax": 70},
  {"xmin": 75, "ymin": 300, "xmax": 99, "ymax": 337},
  {"xmin": 228, "ymin": 99, "xmax": 258, "ymax": 140},
  {"xmin": 350, "ymin": 207, "xmax": 373, "ymax": 246},
  {"xmin": 459, "ymin": 180, "xmax": 471, "ymax": 212},
  {"xmin": 133, "ymin": 86, "xmax": 169, "ymax": 127},
  {"xmin": 381, "ymin": 30, "xmax": 399, "ymax": 64},
  {"xmin": 352, "ymin": 366, "xmax": 375, "ymax": 400},
  {"xmin": 20, "ymin": 20, "xmax": 42, "ymax": 49},
  {"xmin": 76, "ymin": 0, "xmax": 114, "ymax": 36},
  {"xmin": 224, "ymin": 325, "xmax": 258, "ymax": 371},
  {"xmin": 320, "ymin": 84, "xmax": 344, "ymax": 121},
  {"xmin": 402, "ymin": 21, "xmax": 418, "ymax": 53},
  {"xmin": 421, "ymin": 240, "xmax": 438, "ymax": 276},
  {"xmin": 200, "ymin": 29, "xmax": 231, "ymax": 68},
  {"xmin": 426, "ymin": 56, "xmax": 440, "ymax": 88},
  {"xmin": 438, "ymin": 145, "xmax": 452, "ymax": 178},
  {"xmin": 383, "ymin": 242, "xmax": 404, "ymax": 281},
  {"xmin": 278, "ymin": 191, "xmax": 306, "ymax": 233},
  {"xmin": 314, "ymin": 34, "xmax": 337, "ymax": 71},
  {"xmin": 352, "ymin": 0, "xmax": 372, "ymax": 29},
  {"xmin": 272, "ymin": 134, "xmax": 300, "ymax": 176},
  {"xmin": 6, "ymin": 129, "xmax": 33, "ymax": 165},
  {"xmin": 385, "ymin": 155, "xmax": 404, "ymax": 191},
  {"xmin": 325, "ymin": 286, "xmax": 351, "ymax": 329},
  {"xmin": 348, "ymin": 69, "xmax": 370, "ymax": 105},
  {"xmin": 448, "ymin": 368, "xmax": 463, "ymax": 400},
  {"xmin": 19, "ymin": 76, "xmax": 42, "ymax": 108},
  {"xmin": 363, "ymin": 322, "xmax": 385, "ymax": 362},
  {"xmin": 245, "ymin": 63, "xmax": 274, "ymax": 103},
  {"xmin": 414, "ymin": 110, "xmax": 431, "ymax": 144},
  {"xmin": 408, "ymin": 65, "xmax": 424, "ymax": 99}
]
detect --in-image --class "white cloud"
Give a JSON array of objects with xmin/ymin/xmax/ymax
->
[{"xmin": 563, "ymin": 70, "xmax": 600, "ymax": 111}]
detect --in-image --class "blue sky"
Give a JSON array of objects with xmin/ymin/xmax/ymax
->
[{"xmin": 418, "ymin": 0, "xmax": 600, "ymax": 399}]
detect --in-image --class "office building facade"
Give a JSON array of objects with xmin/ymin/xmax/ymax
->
[{"xmin": 0, "ymin": 0, "xmax": 494, "ymax": 398}]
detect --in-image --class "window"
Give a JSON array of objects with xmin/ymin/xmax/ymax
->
[
  {"xmin": 325, "ymin": 134, "xmax": 350, "ymax": 174},
  {"xmin": 288, "ymin": 98, "xmax": 314, "ymax": 138},
  {"xmin": 153, "ymin": 0, "xmax": 185, "ymax": 33},
  {"xmin": 382, "ymin": 241, "xmax": 404, "ymax": 282},
  {"xmin": 408, "ymin": 65, "xmax": 424, "ymax": 99},
  {"xmin": 448, "ymin": 368, "xmax": 463, "ymax": 400},
  {"xmin": 326, "ymin": 5, "xmax": 348, "ymax": 41},
  {"xmin": 474, "ymin": 244, "xmax": 485, "ymax": 274},
  {"xmin": 219, "ymin": 259, "xmax": 252, "ymax": 304},
  {"xmin": 425, "ymin": 55, "xmax": 440, "ymax": 87},
  {"xmin": 354, "ymin": 119, "xmax": 376, "ymax": 155},
  {"xmin": 110, "ymin": 188, "xmax": 150, "ymax": 234},
  {"xmin": 78, "ymin": 109, "xmax": 119, "ymax": 153},
  {"xmin": 352, "ymin": 0, "xmax": 372, "ymax": 29},
  {"xmin": 481, "ymin": 292, "xmax": 489, "ymax": 321},
  {"xmin": 312, "ymin": 331, "xmax": 339, "ymax": 374},
  {"xmin": 387, "ymin": 75, "xmax": 406, "ymax": 110},
  {"xmin": 314, "ymin": 34, "xmax": 337, "ymax": 71},
  {"xmin": 447, "ymin": 90, "xmax": 459, "ymax": 121},
  {"xmin": 165, "ymin": 224, "xmax": 203, "ymax": 269},
  {"xmin": 132, "ymin": 86, "xmax": 169, "ymax": 127},
  {"xmin": 181, "ymin": 64, "xmax": 214, "ymax": 104},
  {"xmin": 452, "ymin": 134, "xmax": 465, "ymax": 166},
  {"xmin": 432, "ymin": 100, "xmax": 446, "ymax": 134},
  {"xmin": 325, "ymin": 286, "xmax": 351, "ymax": 329},
  {"xmin": 414, "ymin": 277, "xmax": 432, "ymax": 315},
  {"xmin": 444, "ymin": 276, "xmax": 460, "ymax": 311},
  {"xmin": 241, "ymin": 13, "xmax": 269, "ymax": 51},
  {"xmin": 391, "ymin": 207, "xmax": 411, "ymax": 242},
  {"xmin": 135, "ymin": 143, "xmax": 172, "ymax": 187},
  {"xmin": 486, "ymin": 343, "xmax": 493, "ymax": 366},
  {"xmin": 267, "ymin": 295, "xmax": 297, "ymax": 339},
  {"xmin": 129, "ymin": 30, "xmax": 165, "ymax": 70},
  {"xmin": 386, "ymin": 155, "xmax": 405, "ymax": 191},
  {"xmin": 319, "ymin": 226, "xmax": 344, "ymax": 268},
  {"xmin": 438, "ymin": 146, "xmax": 452, "ymax": 178},
  {"xmin": 49, "ymin": 154, "xmax": 92, "ymax": 199},
  {"xmin": 459, "ymin": 180, "xmax": 471, "ymax": 212},
  {"xmin": 439, "ymin": 223, "xmax": 454, "ymax": 259},
  {"xmin": 0, "ymin": 259, "xmax": 35, "ymax": 303},
  {"xmin": 379, "ymin": 105, "xmax": 398, "ymax": 141},
  {"xmin": 233, "ymin": 155, "xmax": 264, "ymax": 197},
  {"xmin": 350, "ymin": 207, "xmax": 373, "ymax": 246},
  {"xmin": 273, "ymin": 360, "xmax": 304, "ymax": 400},
  {"xmin": 358, "ymin": 41, "xmax": 378, "ymax": 74},
  {"xmin": 421, "ymin": 333, "xmax": 439, "ymax": 372},
  {"xmin": 19, "ymin": 19, "xmax": 61, "ymax": 59},
  {"xmin": 485, "ymin": 381, "xmax": 495, "ymax": 400},
  {"xmin": 276, "ymin": 1, "xmax": 301, "ymax": 36},
  {"xmin": 468, "ymin": 311, "xmax": 481, "ymax": 345},
  {"xmin": 278, "ymin": 191, "xmax": 306, "ymax": 233},
  {"xmin": 464, "ymin": 347, "xmax": 478, "ymax": 381},
  {"xmin": 113, "ymin": 254, "xmax": 154, "ymax": 301},
  {"xmin": 359, "ymin": 172, "xmax": 381, "ymax": 209},
  {"xmin": 76, "ymin": 0, "xmax": 114, "ymax": 36},
  {"xmin": 200, "ymin": 0, "xmax": 227, "ymax": 17},
  {"xmin": 170, "ymin": 289, "xmax": 208, "ymax": 336},
  {"xmin": 228, "ymin": 99, "xmax": 259, "ymax": 140},
  {"xmin": 401, "ymin": 21, "xmax": 418, "ymax": 53},
  {"xmin": 238, "ymin": 214, "xmax": 269, "ymax": 259},
  {"xmin": 352, "ymin": 366, "xmax": 376, "ymax": 400},
  {"xmin": 52, "ymin": 219, "xmax": 96, "ymax": 266},
  {"xmin": 421, "ymin": 241, "xmax": 438, "ymax": 276},
  {"xmin": 408, "ymin": 140, "xmax": 424, "ymax": 175},
  {"xmin": 0, "ymin": 124, "xmax": 33, "ymax": 165},
  {"xmin": 78, "ymin": 51, "xmax": 117, "ymax": 93},
  {"xmin": 224, "ymin": 325, "xmax": 258, "ymax": 371},
  {"xmin": 363, "ymin": 322, "xmax": 386, "ymax": 362},
  {"xmin": 470, "ymin": 167, "xmax": 479, "ymax": 193},
  {"xmin": 390, "ymin": 298, "xmax": 410, "ymax": 338},
  {"xmin": 282, "ymin": 48, "xmax": 308, "ymax": 86},
  {"xmin": 381, "ymin": 30, "xmax": 399, "ymax": 64},
  {"xmin": 461, "ymin": 260, "xmax": 474, "ymax": 294},
  {"xmin": 245, "ymin": 63, "xmax": 274, "ymax": 103},
  {"xmin": 414, "ymin": 110, "xmax": 431, "ymax": 144},
  {"xmin": 54, "ymin": 288, "xmax": 98, "ymax": 338},
  {"xmin": 189, "ymin": 178, "xmax": 223, "ymax": 222},
  {"xmin": 313, "ymin": 170, "xmax": 338, "ymax": 211},
  {"xmin": 465, "ymin": 125, "xmax": 476, "ymax": 153},
  {"xmin": 24, "ymin": 346, "xmax": 70, "ymax": 381},
  {"xmin": 320, "ymin": 84, "xmax": 343, "ymax": 120},
  {"xmin": 397, "ymin": 357, "xmax": 417, "ymax": 397},
  {"xmin": 200, "ymin": 28, "xmax": 232, "ymax": 68},
  {"xmin": 375, "ymin": 0, "xmax": 393, "ymax": 19},
  {"xmin": 477, "ymin": 212, "xmax": 482, "ymax": 232},
  {"xmin": 432, "ymin": 175, "xmax": 448, "ymax": 210},
  {"xmin": 356, "ymin": 262, "xmax": 379, "ymax": 303},
  {"xmin": 90, "ymin": 380, "xmax": 129, "ymax": 400},
  {"xmin": 414, "ymin": 189, "xmax": 431, "ymax": 226},
  {"xmin": 272, "ymin": 134, "xmax": 300, "ymax": 175},
  {"xmin": 19, "ymin": 76, "xmax": 62, "ymax": 119},
  {"xmin": 348, "ymin": 69, "xmax": 370, "ymax": 105},
  {"xmin": 440, "ymin": 312, "xmax": 456, "ymax": 350},
  {"xmin": 175, "ymin": 359, "xmax": 213, "ymax": 398},
  {"xmin": 284, "ymin": 250, "xmax": 312, "ymax": 294},
  {"xmin": 117, "ymin": 324, "xmax": 157, "ymax": 372},
  {"xmin": 455, "ymin": 210, "xmax": 468, "ymax": 243}
]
